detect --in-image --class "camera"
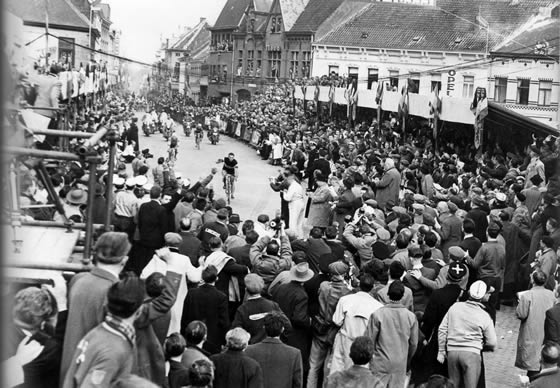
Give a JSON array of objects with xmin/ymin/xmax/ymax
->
[{"xmin": 269, "ymin": 217, "xmax": 283, "ymax": 231}]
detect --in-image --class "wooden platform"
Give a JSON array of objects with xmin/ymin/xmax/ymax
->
[{"xmin": 3, "ymin": 225, "xmax": 81, "ymax": 283}]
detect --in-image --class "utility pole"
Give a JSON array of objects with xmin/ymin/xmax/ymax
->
[{"xmin": 44, "ymin": 0, "xmax": 49, "ymax": 68}]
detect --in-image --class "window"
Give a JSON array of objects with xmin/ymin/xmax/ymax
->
[
  {"xmin": 271, "ymin": 17, "xmax": 276, "ymax": 33},
  {"xmin": 290, "ymin": 52, "xmax": 298, "ymax": 79},
  {"xmin": 462, "ymin": 75, "xmax": 474, "ymax": 98},
  {"xmin": 173, "ymin": 62, "xmax": 180, "ymax": 81},
  {"xmin": 301, "ymin": 51, "xmax": 311, "ymax": 77},
  {"xmin": 247, "ymin": 50, "xmax": 254, "ymax": 76},
  {"xmin": 516, "ymin": 79, "xmax": 530, "ymax": 105},
  {"xmin": 268, "ymin": 51, "xmax": 281, "ymax": 78},
  {"xmin": 329, "ymin": 65, "xmax": 339, "ymax": 76},
  {"xmin": 431, "ymin": 73, "xmax": 441, "ymax": 92},
  {"xmin": 176, "ymin": 52, "xmax": 181, "ymax": 57},
  {"xmin": 389, "ymin": 70, "xmax": 399, "ymax": 89},
  {"xmin": 409, "ymin": 73, "xmax": 420, "ymax": 93},
  {"xmin": 348, "ymin": 67, "xmax": 358, "ymax": 83},
  {"xmin": 538, "ymin": 80, "xmax": 552, "ymax": 106},
  {"xmin": 256, "ymin": 50, "xmax": 262, "ymax": 76},
  {"xmin": 367, "ymin": 68, "xmax": 378, "ymax": 89},
  {"xmin": 58, "ymin": 37, "xmax": 75, "ymax": 67},
  {"xmin": 277, "ymin": 18, "xmax": 282, "ymax": 32},
  {"xmin": 494, "ymin": 77, "xmax": 508, "ymax": 103}
]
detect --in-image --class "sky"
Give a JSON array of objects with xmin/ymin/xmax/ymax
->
[{"xmin": 107, "ymin": 0, "xmax": 228, "ymax": 63}]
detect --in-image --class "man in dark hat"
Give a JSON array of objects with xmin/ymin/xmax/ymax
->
[{"xmin": 466, "ymin": 196, "xmax": 489, "ymax": 243}]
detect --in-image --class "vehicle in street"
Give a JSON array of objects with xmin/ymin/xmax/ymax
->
[{"xmin": 210, "ymin": 128, "xmax": 220, "ymax": 145}]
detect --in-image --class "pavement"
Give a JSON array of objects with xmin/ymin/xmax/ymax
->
[
  {"xmin": 138, "ymin": 124, "xmax": 280, "ymax": 221},
  {"xmin": 138, "ymin": 122, "xmax": 526, "ymax": 387}
]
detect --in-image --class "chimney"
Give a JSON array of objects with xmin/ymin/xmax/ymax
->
[{"xmin": 166, "ymin": 38, "xmax": 169, "ymax": 49}]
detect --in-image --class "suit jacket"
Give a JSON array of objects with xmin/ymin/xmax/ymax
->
[
  {"xmin": 466, "ymin": 208, "xmax": 489, "ymax": 243},
  {"xmin": 439, "ymin": 214, "xmax": 463, "ymax": 259},
  {"xmin": 182, "ymin": 284, "xmax": 230, "ymax": 352},
  {"xmin": 60, "ymin": 267, "xmax": 118, "ymax": 381},
  {"xmin": 529, "ymin": 367, "xmax": 560, "ymax": 388},
  {"xmin": 168, "ymin": 360, "xmax": 190, "ymax": 388},
  {"xmin": 229, "ymin": 244, "xmax": 253, "ymax": 269},
  {"xmin": 545, "ymin": 303, "xmax": 560, "ymax": 344},
  {"xmin": 211, "ymin": 349, "xmax": 264, "ymax": 388},
  {"xmin": 245, "ymin": 337, "xmax": 303, "ymax": 388},
  {"xmin": 138, "ymin": 199, "xmax": 168, "ymax": 248},
  {"xmin": 178, "ymin": 231, "xmax": 202, "ymax": 266},
  {"xmin": 421, "ymin": 284, "xmax": 463, "ymax": 341}
]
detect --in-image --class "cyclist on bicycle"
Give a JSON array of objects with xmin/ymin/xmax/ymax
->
[
  {"xmin": 194, "ymin": 123, "xmax": 204, "ymax": 148},
  {"xmin": 222, "ymin": 152, "xmax": 238, "ymax": 199}
]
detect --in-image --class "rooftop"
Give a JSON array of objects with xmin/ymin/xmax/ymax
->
[
  {"xmin": 170, "ymin": 19, "xmax": 210, "ymax": 51},
  {"xmin": 278, "ymin": 0, "xmax": 310, "ymax": 31},
  {"xmin": 6, "ymin": 0, "xmax": 90, "ymax": 30},
  {"xmin": 213, "ymin": 0, "xmax": 251, "ymax": 30},
  {"xmin": 289, "ymin": 0, "xmax": 347, "ymax": 33},
  {"xmin": 316, "ymin": 0, "xmax": 550, "ymax": 52}
]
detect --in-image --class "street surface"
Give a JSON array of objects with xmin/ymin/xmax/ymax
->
[
  {"xmin": 137, "ymin": 123, "xmax": 281, "ymax": 221},
  {"xmin": 137, "ymin": 121, "xmax": 523, "ymax": 388}
]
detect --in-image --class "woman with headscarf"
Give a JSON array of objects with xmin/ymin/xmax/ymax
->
[{"xmin": 284, "ymin": 165, "xmax": 305, "ymax": 239}]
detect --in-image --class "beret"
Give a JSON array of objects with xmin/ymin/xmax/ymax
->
[
  {"xmin": 413, "ymin": 194, "xmax": 427, "ymax": 204},
  {"xmin": 447, "ymin": 201, "xmax": 458, "ymax": 213},
  {"xmin": 217, "ymin": 208, "xmax": 229, "ymax": 219},
  {"xmin": 447, "ymin": 262, "xmax": 467, "ymax": 281},
  {"xmin": 245, "ymin": 273, "xmax": 265, "ymax": 294},
  {"xmin": 328, "ymin": 261, "xmax": 350, "ymax": 276},
  {"xmin": 412, "ymin": 203, "xmax": 425, "ymax": 211},
  {"xmin": 422, "ymin": 213, "xmax": 436, "ymax": 227},
  {"xmin": 392, "ymin": 206, "xmax": 407, "ymax": 215}
]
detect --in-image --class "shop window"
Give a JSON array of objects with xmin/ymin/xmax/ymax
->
[
  {"xmin": 329, "ymin": 65, "xmax": 339, "ymax": 76},
  {"xmin": 389, "ymin": 70, "xmax": 399, "ymax": 90},
  {"xmin": 348, "ymin": 67, "xmax": 358, "ymax": 83}
]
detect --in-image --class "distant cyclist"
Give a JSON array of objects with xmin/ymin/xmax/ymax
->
[
  {"xmin": 194, "ymin": 123, "xmax": 204, "ymax": 149},
  {"xmin": 222, "ymin": 152, "xmax": 238, "ymax": 199}
]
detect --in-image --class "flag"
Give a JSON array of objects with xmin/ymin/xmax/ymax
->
[
  {"xmin": 429, "ymin": 86, "xmax": 442, "ymax": 119},
  {"xmin": 398, "ymin": 82, "xmax": 409, "ymax": 122},
  {"xmin": 375, "ymin": 81, "xmax": 384, "ymax": 105},
  {"xmin": 471, "ymin": 87, "xmax": 488, "ymax": 149},
  {"xmin": 314, "ymin": 85, "xmax": 320, "ymax": 118},
  {"xmin": 328, "ymin": 85, "xmax": 335, "ymax": 116},
  {"xmin": 476, "ymin": 15, "xmax": 489, "ymax": 30},
  {"xmin": 344, "ymin": 82, "xmax": 353, "ymax": 119},
  {"xmin": 352, "ymin": 90, "xmax": 358, "ymax": 121},
  {"xmin": 301, "ymin": 84, "xmax": 307, "ymax": 112}
]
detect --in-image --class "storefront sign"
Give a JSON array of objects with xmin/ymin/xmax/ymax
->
[{"xmin": 446, "ymin": 70, "xmax": 456, "ymax": 96}]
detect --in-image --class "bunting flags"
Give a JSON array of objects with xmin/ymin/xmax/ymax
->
[
  {"xmin": 398, "ymin": 81, "xmax": 409, "ymax": 123},
  {"xmin": 429, "ymin": 86, "xmax": 442, "ymax": 139},
  {"xmin": 344, "ymin": 79, "xmax": 358, "ymax": 121},
  {"xmin": 352, "ymin": 89, "xmax": 358, "ymax": 121},
  {"xmin": 375, "ymin": 81, "xmax": 385, "ymax": 105},
  {"xmin": 471, "ymin": 87, "xmax": 488, "ymax": 149},
  {"xmin": 328, "ymin": 85, "xmax": 335, "ymax": 116}
]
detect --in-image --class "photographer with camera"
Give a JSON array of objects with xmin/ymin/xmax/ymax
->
[
  {"xmin": 342, "ymin": 206, "xmax": 379, "ymax": 269},
  {"xmin": 250, "ymin": 219, "xmax": 294, "ymax": 294}
]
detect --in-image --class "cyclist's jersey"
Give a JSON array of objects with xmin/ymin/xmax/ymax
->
[{"xmin": 223, "ymin": 158, "xmax": 238, "ymax": 175}]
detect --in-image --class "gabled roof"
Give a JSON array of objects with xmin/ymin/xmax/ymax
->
[
  {"xmin": 278, "ymin": 0, "xmax": 309, "ymax": 31},
  {"xmin": 494, "ymin": 18, "xmax": 559, "ymax": 56},
  {"xmin": 316, "ymin": 0, "xmax": 547, "ymax": 52},
  {"xmin": 315, "ymin": 0, "xmax": 371, "ymax": 41},
  {"xmin": 6, "ymin": 0, "xmax": 90, "ymax": 30},
  {"xmin": 289, "ymin": 0, "xmax": 346, "ymax": 33},
  {"xmin": 213, "ymin": 0, "xmax": 252, "ymax": 30},
  {"xmin": 191, "ymin": 42, "xmax": 210, "ymax": 62},
  {"xmin": 170, "ymin": 20, "xmax": 210, "ymax": 51}
]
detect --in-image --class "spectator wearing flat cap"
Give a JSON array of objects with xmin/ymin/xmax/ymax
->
[
  {"xmin": 415, "ymin": 262, "xmax": 468, "ymax": 385},
  {"xmin": 232, "ymin": 274, "xmax": 289, "ymax": 345},
  {"xmin": 307, "ymin": 261, "xmax": 352, "ymax": 388},
  {"xmin": 60, "ymin": 232, "xmax": 131, "ymax": 381}
]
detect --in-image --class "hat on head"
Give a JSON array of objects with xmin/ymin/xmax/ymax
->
[
  {"xmin": 125, "ymin": 178, "xmax": 136, "ymax": 188},
  {"xmin": 495, "ymin": 192, "xmax": 507, "ymax": 202},
  {"xmin": 449, "ymin": 246, "xmax": 467, "ymax": 261},
  {"xmin": 376, "ymin": 228, "xmax": 390, "ymax": 241},
  {"xmin": 392, "ymin": 206, "xmax": 407, "ymax": 215},
  {"xmin": 217, "ymin": 208, "xmax": 229, "ymax": 220},
  {"xmin": 244, "ymin": 273, "xmax": 265, "ymax": 294},
  {"xmin": 328, "ymin": 261, "xmax": 349, "ymax": 276},
  {"xmin": 365, "ymin": 199, "xmax": 378, "ymax": 208},
  {"xmin": 66, "ymin": 189, "xmax": 88, "ymax": 205},
  {"xmin": 229, "ymin": 214, "xmax": 241, "ymax": 224},
  {"xmin": 175, "ymin": 172, "xmax": 183, "ymax": 180},
  {"xmin": 471, "ymin": 196, "xmax": 486, "ymax": 208},
  {"xmin": 469, "ymin": 280, "xmax": 489, "ymax": 300},
  {"xmin": 143, "ymin": 182, "xmax": 153, "ymax": 191},
  {"xmin": 164, "ymin": 232, "xmax": 183, "ymax": 246},
  {"xmin": 288, "ymin": 262, "xmax": 314, "ymax": 282},
  {"xmin": 413, "ymin": 194, "xmax": 426, "ymax": 204},
  {"xmin": 135, "ymin": 175, "xmax": 148, "ymax": 187},
  {"xmin": 447, "ymin": 262, "xmax": 467, "ymax": 282},
  {"xmin": 422, "ymin": 213, "xmax": 435, "ymax": 227},
  {"xmin": 447, "ymin": 201, "xmax": 458, "ymax": 213},
  {"xmin": 114, "ymin": 176, "xmax": 125, "ymax": 186},
  {"xmin": 412, "ymin": 203, "xmax": 425, "ymax": 212},
  {"xmin": 215, "ymin": 198, "xmax": 227, "ymax": 210},
  {"xmin": 433, "ymin": 183, "xmax": 444, "ymax": 191}
]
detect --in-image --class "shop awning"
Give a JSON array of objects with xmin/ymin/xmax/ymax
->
[{"xmin": 487, "ymin": 102, "xmax": 559, "ymax": 137}]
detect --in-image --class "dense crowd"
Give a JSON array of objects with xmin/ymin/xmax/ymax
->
[{"xmin": 6, "ymin": 82, "xmax": 560, "ymax": 388}]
